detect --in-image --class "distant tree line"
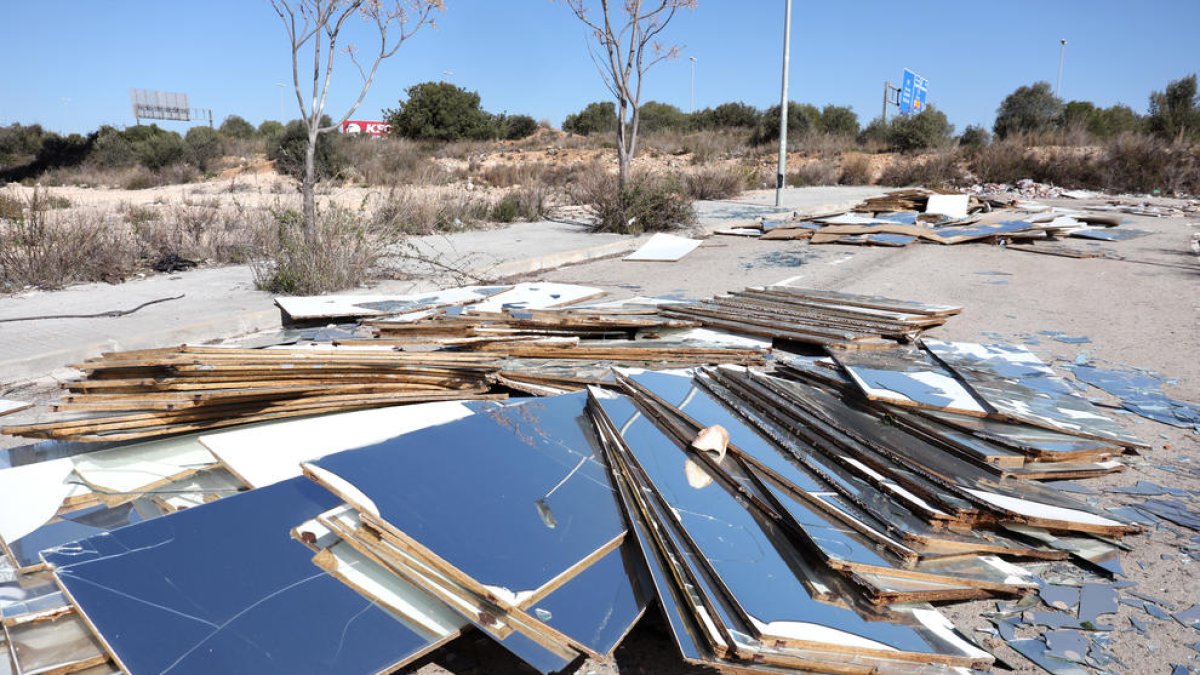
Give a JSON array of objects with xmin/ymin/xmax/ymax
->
[
  {"xmin": 562, "ymin": 98, "xmax": 957, "ymax": 152},
  {"xmin": 992, "ymin": 75, "xmax": 1200, "ymax": 142},
  {"xmin": 0, "ymin": 115, "xmax": 289, "ymax": 183}
]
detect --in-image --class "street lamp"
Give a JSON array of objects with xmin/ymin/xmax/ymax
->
[
  {"xmin": 1056, "ymin": 39, "xmax": 1067, "ymax": 98},
  {"xmin": 775, "ymin": 0, "xmax": 793, "ymax": 208},
  {"xmin": 689, "ymin": 56, "xmax": 697, "ymax": 114}
]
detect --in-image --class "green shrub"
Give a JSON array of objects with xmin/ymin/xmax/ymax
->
[
  {"xmin": 1147, "ymin": 74, "xmax": 1200, "ymax": 142},
  {"xmin": 0, "ymin": 124, "xmax": 47, "ymax": 168},
  {"xmin": 563, "ymin": 101, "xmax": 618, "ymax": 136},
  {"xmin": 691, "ymin": 102, "xmax": 760, "ymax": 130},
  {"xmin": 994, "ymin": 82, "xmax": 1063, "ymax": 139},
  {"xmin": 258, "ymin": 120, "xmax": 285, "ymax": 137},
  {"xmin": 35, "ymin": 132, "xmax": 94, "ymax": 170},
  {"xmin": 959, "ymin": 125, "xmax": 991, "ymax": 148},
  {"xmin": 638, "ymin": 101, "xmax": 690, "ymax": 133},
  {"xmin": 90, "ymin": 128, "xmax": 137, "ymax": 167},
  {"xmin": 385, "ymin": 81, "xmax": 495, "ymax": 141},
  {"xmin": 500, "ymin": 114, "xmax": 538, "ymax": 140},
  {"xmin": 819, "ymin": 105, "xmax": 859, "ymax": 137},
  {"xmin": 582, "ymin": 172, "xmax": 694, "ymax": 234},
  {"xmin": 185, "ymin": 126, "xmax": 222, "ymax": 172},
  {"xmin": 887, "ymin": 106, "xmax": 954, "ymax": 152},
  {"xmin": 753, "ymin": 102, "xmax": 819, "ymax": 144},
  {"xmin": 267, "ymin": 119, "xmax": 346, "ymax": 181},
  {"xmin": 219, "ymin": 115, "xmax": 256, "ymax": 139}
]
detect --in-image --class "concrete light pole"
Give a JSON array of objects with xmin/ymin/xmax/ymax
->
[
  {"xmin": 774, "ymin": 0, "xmax": 792, "ymax": 208},
  {"xmin": 1056, "ymin": 39, "xmax": 1068, "ymax": 98},
  {"xmin": 689, "ymin": 56, "xmax": 697, "ymax": 114}
]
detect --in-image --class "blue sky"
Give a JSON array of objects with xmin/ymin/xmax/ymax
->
[{"xmin": 2, "ymin": 1, "xmax": 1197, "ymax": 136}]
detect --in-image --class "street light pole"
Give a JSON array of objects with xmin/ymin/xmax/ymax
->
[
  {"xmin": 774, "ymin": 0, "xmax": 792, "ymax": 208},
  {"xmin": 1056, "ymin": 39, "xmax": 1067, "ymax": 98},
  {"xmin": 689, "ymin": 56, "xmax": 697, "ymax": 114}
]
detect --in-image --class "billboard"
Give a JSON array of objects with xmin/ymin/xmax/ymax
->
[
  {"xmin": 341, "ymin": 120, "xmax": 390, "ymax": 136},
  {"xmin": 130, "ymin": 89, "xmax": 192, "ymax": 122},
  {"xmin": 898, "ymin": 69, "xmax": 928, "ymax": 115}
]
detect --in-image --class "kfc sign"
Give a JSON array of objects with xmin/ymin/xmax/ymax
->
[{"xmin": 341, "ymin": 120, "xmax": 390, "ymax": 136}]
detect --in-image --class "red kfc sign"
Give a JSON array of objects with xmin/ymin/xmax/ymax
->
[{"xmin": 341, "ymin": 120, "xmax": 390, "ymax": 136}]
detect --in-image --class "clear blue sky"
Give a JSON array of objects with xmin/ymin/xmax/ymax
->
[{"xmin": 2, "ymin": 1, "xmax": 1197, "ymax": 136}]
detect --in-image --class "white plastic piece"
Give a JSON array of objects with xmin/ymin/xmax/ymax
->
[
  {"xmin": 623, "ymin": 233, "xmax": 703, "ymax": 262},
  {"xmin": 925, "ymin": 194, "xmax": 970, "ymax": 218},
  {"xmin": 0, "ymin": 459, "xmax": 76, "ymax": 544}
]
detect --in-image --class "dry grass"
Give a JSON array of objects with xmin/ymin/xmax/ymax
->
[
  {"xmin": 838, "ymin": 153, "xmax": 874, "ymax": 185},
  {"xmin": 40, "ymin": 164, "xmax": 201, "ymax": 190},
  {"xmin": 0, "ymin": 190, "xmax": 140, "ymax": 289},
  {"xmin": 252, "ymin": 205, "xmax": 392, "ymax": 295},
  {"xmin": 878, "ymin": 152, "xmax": 965, "ymax": 188},
  {"xmin": 682, "ymin": 165, "xmax": 749, "ymax": 200},
  {"xmin": 788, "ymin": 159, "xmax": 839, "ymax": 187},
  {"xmin": 371, "ymin": 186, "xmax": 495, "ymax": 235}
]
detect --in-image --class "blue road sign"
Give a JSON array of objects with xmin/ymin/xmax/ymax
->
[{"xmin": 899, "ymin": 69, "xmax": 928, "ymax": 115}]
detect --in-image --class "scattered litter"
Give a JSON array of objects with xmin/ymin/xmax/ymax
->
[
  {"xmin": 623, "ymin": 233, "xmax": 703, "ymax": 262},
  {"xmin": 0, "ymin": 277, "xmax": 1187, "ymax": 675},
  {"xmin": 1066, "ymin": 362, "xmax": 1200, "ymax": 428}
]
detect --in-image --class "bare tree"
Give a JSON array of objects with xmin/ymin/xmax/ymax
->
[
  {"xmin": 270, "ymin": 0, "xmax": 442, "ymax": 240},
  {"xmin": 561, "ymin": 0, "xmax": 695, "ymax": 189}
]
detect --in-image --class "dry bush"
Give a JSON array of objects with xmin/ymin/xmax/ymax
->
[
  {"xmin": 878, "ymin": 151, "xmax": 965, "ymax": 187},
  {"xmin": 682, "ymin": 165, "xmax": 748, "ymax": 200},
  {"xmin": 967, "ymin": 139, "xmax": 1038, "ymax": 184},
  {"xmin": 252, "ymin": 205, "xmax": 394, "ymax": 295},
  {"xmin": 788, "ymin": 159, "xmax": 839, "ymax": 186},
  {"xmin": 39, "ymin": 163, "xmax": 200, "ymax": 190},
  {"xmin": 130, "ymin": 201, "xmax": 257, "ymax": 265},
  {"xmin": 476, "ymin": 161, "xmax": 586, "ymax": 190},
  {"xmin": 1086, "ymin": 135, "xmax": 1199, "ymax": 195},
  {"xmin": 0, "ymin": 191, "xmax": 140, "ymax": 289},
  {"xmin": 342, "ymin": 136, "xmax": 447, "ymax": 186},
  {"xmin": 791, "ymin": 132, "xmax": 858, "ymax": 156},
  {"xmin": 371, "ymin": 186, "xmax": 495, "ymax": 235},
  {"xmin": 575, "ymin": 169, "xmax": 694, "ymax": 234},
  {"xmin": 838, "ymin": 153, "xmax": 874, "ymax": 185},
  {"xmin": 490, "ymin": 185, "xmax": 550, "ymax": 223}
]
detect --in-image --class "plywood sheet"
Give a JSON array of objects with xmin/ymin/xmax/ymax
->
[{"xmin": 200, "ymin": 401, "xmax": 475, "ymax": 488}]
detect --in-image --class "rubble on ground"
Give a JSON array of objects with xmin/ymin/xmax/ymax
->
[{"xmin": 0, "ymin": 280, "xmax": 1197, "ymax": 675}]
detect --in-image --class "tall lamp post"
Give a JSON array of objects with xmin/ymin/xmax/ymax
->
[
  {"xmin": 774, "ymin": 0, "xmax": 793, "ymax": 207},
  {"xmin": 1056, "ymin": 39, "xmax": 1068, "ymax": 97},
  {"xmin": 689, "ymin": 56, "xmax": 697, "ymax": 114}
]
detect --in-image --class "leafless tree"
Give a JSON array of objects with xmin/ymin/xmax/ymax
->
[
  {"xmin": 561, "ymin": 0, "xmax": 696, "ymax": 189},
  {"xmin": 270, "ymin": 0, "xmax": 442, "ymax": 241}
]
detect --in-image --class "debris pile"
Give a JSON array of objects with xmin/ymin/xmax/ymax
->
[
  {"xmin": 1, "ymin": 281, "xmax": 1195, "ymax": 675},
  {"xmin": 719, "ymin": 188, "xmax": 1156, "ymax": 249}
]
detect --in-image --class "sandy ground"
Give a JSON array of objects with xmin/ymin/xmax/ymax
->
[{"xmin": 2, "ymin": 195, "xmax": 1198, "ymax": 674}]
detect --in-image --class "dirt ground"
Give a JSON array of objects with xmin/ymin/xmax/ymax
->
[{"xmin": 2, "ymin": 195, "xmax": 1198, "ymax": 674}]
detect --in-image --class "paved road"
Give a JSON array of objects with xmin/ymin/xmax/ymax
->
[{"xmin": 0, "ymin": 186, "xmax": 880, "ymax": 383}]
